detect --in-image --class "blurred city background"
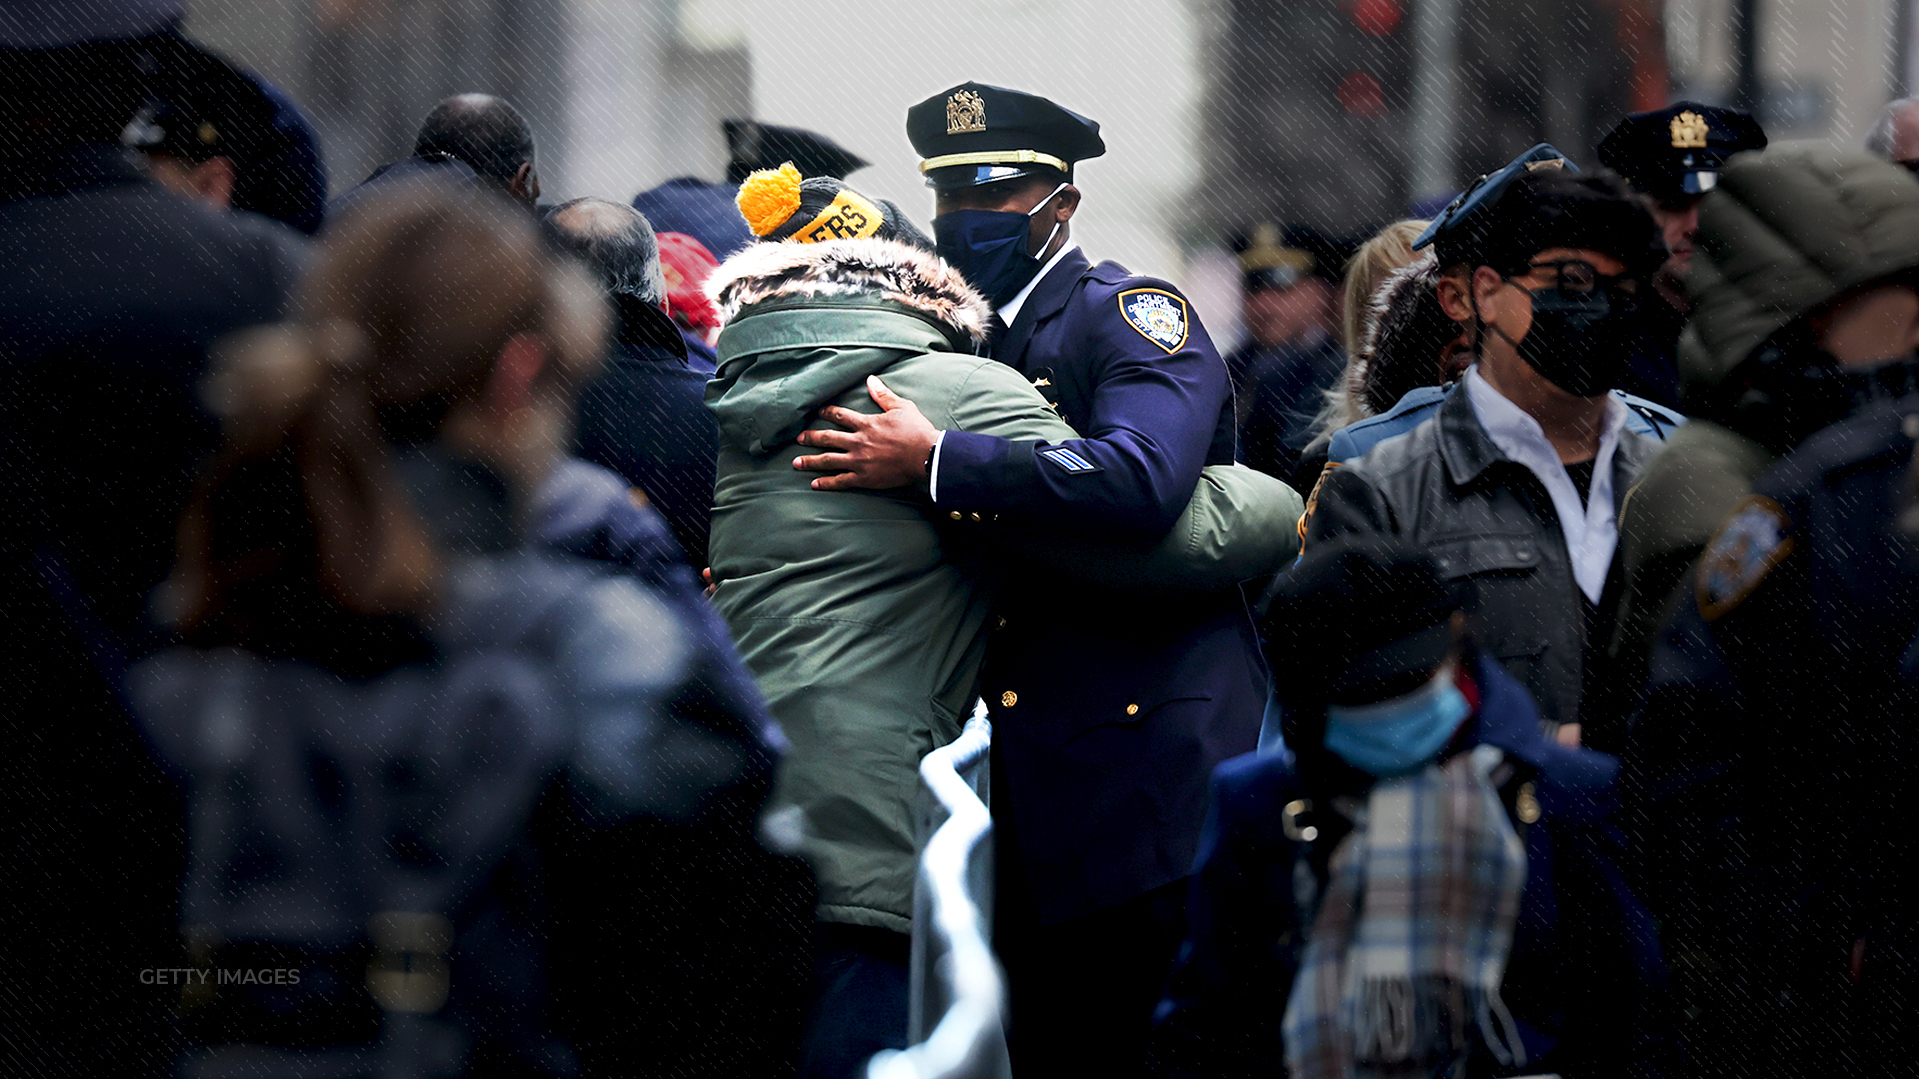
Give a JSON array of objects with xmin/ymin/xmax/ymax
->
[{"xmin": 185, "ymin": 0, "xmax": 1917, "ymax": 345}]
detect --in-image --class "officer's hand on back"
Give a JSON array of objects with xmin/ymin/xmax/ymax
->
[{"xmin": 794, "ymin": 376, "xmax": 940, "ymax": 490}]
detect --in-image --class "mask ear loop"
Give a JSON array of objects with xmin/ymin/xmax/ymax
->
[{"xmin": 1026, "ymin": 182, "xmax": 1070, "ymax": 258}]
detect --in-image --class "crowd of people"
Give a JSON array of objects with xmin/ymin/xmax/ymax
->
[{"xmin": 5, "ymin": 2, "xmax": 1919, "ymax": 1078}]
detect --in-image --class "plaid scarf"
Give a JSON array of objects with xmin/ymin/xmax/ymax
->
[{"xmin": 1283, "ymin": 745, "xmax": 1529, "ymax": 1079}]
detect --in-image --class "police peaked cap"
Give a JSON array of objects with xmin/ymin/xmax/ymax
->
[
  {"xmin": 723, "ymin": 120, "xmax": 868, "ymax": 184},
  {"xmin": 907, "ymin": 82, "xmax": 1106, "ymax": 189},
  {"xmin": 1413, "ymin": 142, "xmax": 1579, "ymax": 255},
  {"xmin": 1598, "ymin": 101, "xmax": 1767, "ymax": 200}
]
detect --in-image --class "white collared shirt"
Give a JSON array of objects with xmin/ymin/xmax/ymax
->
[
  {"xmin": 930, "ymin": 242, "xmax": 1080, "ymax": 502},
  {"xmin": 997, "ymin": 242, "xmax": 1079, "ymax": 328},
  {"xmin": 1462, "ymin": 366, "xmax": 1627, "ymax": 603}
]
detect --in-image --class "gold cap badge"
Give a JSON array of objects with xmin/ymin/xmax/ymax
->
[
  {"xmin": 1670, "ymin": 110, "xmax": 1709, "ymax": 150},
  {"xmin": 947, "ymin": 89, "xmax": 986, "ymax": 135}
]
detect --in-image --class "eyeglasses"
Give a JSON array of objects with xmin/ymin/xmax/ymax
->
[{"xmin": 1521, "ymin": 259, "xmax": 1639, "ymax": 300}]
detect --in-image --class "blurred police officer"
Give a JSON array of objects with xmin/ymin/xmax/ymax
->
[
  {"xmin": 785, "ymin": 81, "xmax": 1263, "ymax": 1074},
  {"xmin": 123, "ymin": 38, "xmax": 327, "ymax": 234},
  {"xmin": 1599, "ymin": 101, "xmax": 1767, "ymax": 406},
  {"xmin": 1630, "ymin": 393, "xmax": 1919, "ymax": 1077},
  {"xmin": 1229, "ymin": 223, "xmax": 1350, "ymax": 482},
  {"xmin": 1609, "ymin": 150, "xmax": 1919, "ymax": 748},
  {"xmin": 1, "ymin": 1, "xmax": 303, "ymax": 1070}
]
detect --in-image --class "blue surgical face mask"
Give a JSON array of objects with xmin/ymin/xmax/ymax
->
[
  {"xmin": 1322, "ymin": 661, "xmax": 1471, "ymax": 778},
  {"xmin": 933, "ymin": 182, "xmax": 1068, "ymax": 309}
]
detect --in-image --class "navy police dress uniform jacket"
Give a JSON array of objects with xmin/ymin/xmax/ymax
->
[
  {"xmin": 1628, "ymin": 394, "xmax": 1919, "ymax": 1077},
  {"xmin": 935, "ymin": 248, "xmax": 1268, "ymax": 926}
]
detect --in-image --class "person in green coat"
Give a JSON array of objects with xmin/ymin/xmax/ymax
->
[
  {"xmin": 1606, "ymin": 150, "xmax": 1919, "ymax": 741},
  {"xmin": 704, "ymin": 168, "xmax": 1301, "ymax": 1077}
]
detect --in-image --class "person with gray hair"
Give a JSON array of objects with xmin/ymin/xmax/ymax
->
[
  {"xmin": 549, "ymin": 196, "xmax": 720, "ymax": 563},
  {"xmin": 1866, "ymin": 96, "xmax": 1919, "ymax": 171}
]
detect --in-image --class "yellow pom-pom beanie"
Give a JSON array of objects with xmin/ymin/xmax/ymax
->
[{"xmin": 735, "ymin": 162, "xmax": 803, "ymax": 238}]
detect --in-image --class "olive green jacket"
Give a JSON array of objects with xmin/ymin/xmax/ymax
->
[{"xmin": 704, "ymin": 238, "xmax": 1300, "ymax": 931}]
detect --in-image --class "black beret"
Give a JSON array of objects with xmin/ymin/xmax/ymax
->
[
  {"xmin": 1415, "ymin": 142, "xmax": 1578, "ymax": 258},
  {"xmin": 723, "ymin": 120, "xmax": 868, "ymax": 184},
  {"xmin": 906, "ymin": 82, "xmax": 1105, "ymax": 190},
  {"xmin": 1262, "ymin": 537, "xmax": 1463, "ymax": 705},
  {"xmin": 1597, "ymin": 101, "xmax": 1767, "ymax": 200}
]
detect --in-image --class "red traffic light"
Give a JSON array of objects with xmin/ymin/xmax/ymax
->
[
  {"xmin": 1336, "ymin": 71, "xmax": 1386, "ymax": 117},
  {"xmin": 1349, "ymin": 0, "xmax": 1402, "ymax": 37}
]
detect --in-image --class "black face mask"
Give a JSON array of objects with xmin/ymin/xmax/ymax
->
[{"xmin": 1487, "ymin": 260, "xmax": 1644, "ymax": 398}]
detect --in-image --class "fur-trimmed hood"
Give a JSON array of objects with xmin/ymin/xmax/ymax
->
[
  {"xmin": 703, "ymin": 237, "xmax": 996, "ymax": 456},
  {"xmin": 705, "ymin": 236, "xmax": 991, "ymax": 348}
]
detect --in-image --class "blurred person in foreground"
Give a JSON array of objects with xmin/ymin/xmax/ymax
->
[
  {"xmin": 710, "ymin": 165, "xmax": 1300, "ymax": 1077},
  {"xmin": 1309, "ymin": 167, "xmax": 1668, "ymax": 752},
  {"xmin": 1153, "ymin": 537, "xmax": 1666, "ymax": 1078},
  {"xmin": 1610, "ymin": 150, "xmax": 1919, "ymax": 738},
  {"xmin": 1307, "ymin": 147, "xmax": 1683, "ymax": 495},
  {"xmin": 1598, "ymin": 102, "xmax": 1768, "ymax": 408},
  {"xmin": 549, "ymin": 197, "xmax": 720, "ymax": 565},
  {"xmin": 1621, "ymin": 150, "xmax": 1919, "ymax": 1074},
  {"xmin": 129, "ymin": 184, "xmax": 802, "ymax": 1078},
  {"xmin": 1229, "ymin": 222, "xmax": 1351, "ymax": 482},
  {"xmin": 123, "ymin": 35, "xmax": 327, "ymax": 235},
  {"xmin": 1626, "ymin": 393, "xmax": 1919, "ymax": 1077},
  {"xmin": 1, "ymin": 2, "xmax": 304, "ymax": 1068},
  {"xmin": 780, "ymin": 82, "xmax": 1276, "ymax": 1074}
]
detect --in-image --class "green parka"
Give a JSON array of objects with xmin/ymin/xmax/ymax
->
[{"xmin": 703, "ymin": 238, "xmax": 1299, "ymax": 931}]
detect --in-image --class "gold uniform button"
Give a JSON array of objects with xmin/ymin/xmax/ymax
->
[
  {"xmin": 949, "ymin": 511, "xmax": 963, "ymax": 520},
  {"xmin": 1125, "ymin": 703, "xmax": 1140, "ymax": 716},
  {"xmin": 969, "ymin": 512, "xmax": 982, "ymax": 522},
  {"xmin": 1000, "ymin": 691, "xmax": 1017, "ymax": 708},
  {"xmin": 1516, "ymin": 781, "xmax": 1542, "ymax": 824}
]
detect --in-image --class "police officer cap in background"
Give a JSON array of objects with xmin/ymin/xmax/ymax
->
[
  {"xmin": 122, "ymin": 44, "xmax": 328, "ymax": 234},
  {"xmin": 1234, "ymin": 222, "xmax": 1353, "ymax": 292},
  {"xmin": 1598, "ymin": 101, "xmax": 1767, "ymax": 203},
  {"xmin": 906, "ymin": 81, "xmax": 1106, "ymax": 189},
  {"xmin": 723, "ymin": 119, "xmax": 867, "ymax": 184}
]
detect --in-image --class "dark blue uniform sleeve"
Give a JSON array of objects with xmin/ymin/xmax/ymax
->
[
  {"xmin": 1150, "ymin": 754, "xmax": 1304, "ymax": 1077},
  {"xmin": 934, "ymin": 280, "xmax": 1231, "ymax": 536}
]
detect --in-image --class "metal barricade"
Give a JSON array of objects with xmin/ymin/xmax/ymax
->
[{"xmin": 866, "ymin": 703, "xmax": 1012, "ymax": 1079}]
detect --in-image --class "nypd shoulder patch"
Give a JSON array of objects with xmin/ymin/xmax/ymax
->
[
  {"xmin": 1038, "ymin": 445, "xmax": 1102, "ymax": 474},
  {"xmin": 1118, "ymin": 288, "xmax": 1189, "ymax": 353},
  {"xmin": 1696, "ymin": 494, "xmax": 1795, "ymax": 621}
]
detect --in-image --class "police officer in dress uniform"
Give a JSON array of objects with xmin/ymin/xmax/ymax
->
[
  {"xmin": 1598, "ymin": 102, "xmax": 1768, "ymax": 408},
  {"xmin": 787, "ymin": 81, "xmax": 1264, "ymax": 1075}
]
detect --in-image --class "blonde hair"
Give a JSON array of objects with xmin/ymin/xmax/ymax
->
[{"xmin": 1311, "ymin": 219, "xmax": 1430, "ymax": 441}]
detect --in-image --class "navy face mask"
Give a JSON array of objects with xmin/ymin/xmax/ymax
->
[{"xmin": 933, "ymin": 183, "xmax": 1067, "ymax": 309}]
